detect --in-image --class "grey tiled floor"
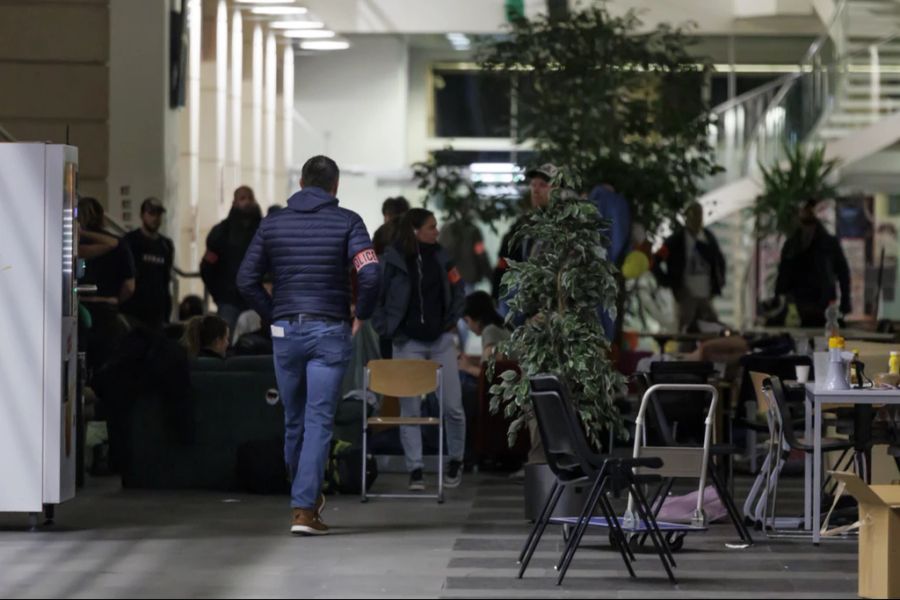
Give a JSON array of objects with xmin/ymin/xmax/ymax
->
[{"xmin": 0, "ymin": 473, "xmax": 858, "ymax": 598}]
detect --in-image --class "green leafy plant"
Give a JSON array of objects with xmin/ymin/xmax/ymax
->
[
  {"xmin": 489, "ymin": 169, "xmax": 626, "ymax": 448},
  {"xmin": 478, "ymin": 3, "xmax": 720, "ymax": 234},
  {"xmin": 754, "ymin": 144, "xmax": 839, "ymax": 237},
  {"xmin": 412, "ymin": 155, "xmax": 519, "ymax": 233}
]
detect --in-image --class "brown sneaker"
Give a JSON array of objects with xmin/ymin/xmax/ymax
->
[
  {"xmin": 315, "ymin": 494, "xmax": 326, "ymax": 519},
  {"xmin": 291, "ymin": 508, "xmax": 329, "ymax": 536}
]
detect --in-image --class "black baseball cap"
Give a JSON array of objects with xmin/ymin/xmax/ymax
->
[{"xmin": 141, "ymin": 197, "xmax": 166, "ymax": 214}]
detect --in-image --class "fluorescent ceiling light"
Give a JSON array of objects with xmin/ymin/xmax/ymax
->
[
  {"xmin": 236, "ymin": 0, "xmax": 297, "ymax": 4},
  {"xmin": 300, "ymin": 40, "xmax": 350, "ymax": 51},
  {"xmin": 270, "ymin": 20, "xmax": 324, "ymax": 29},
  {"xmin": 284, "ymin": 29, "xmax": 335, "ymax": 39},
  {"xmin": 250, "ymin": 6, "xmax": 309, "ymax": 15},
  {"xmin": 446, "ymin": 32, "xmax": 471, "ymax": 51},
  {"xmin": 470, "ymin": 163, "xmax": 520, "ymax": 174}
]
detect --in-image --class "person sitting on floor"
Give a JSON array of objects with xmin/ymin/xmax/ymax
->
[{"xmin": 182, "ymin": 315, "xmax": 230, "ymax": 359}]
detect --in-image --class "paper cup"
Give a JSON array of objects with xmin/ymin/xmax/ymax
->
[{"xmin": 796, "ymin": 365, "xmax": 810, "ymax": 384}]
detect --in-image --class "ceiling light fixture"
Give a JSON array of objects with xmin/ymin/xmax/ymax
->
[
  {"xmin": 250, "ymin": 6, "xmax": 309, "ymax": 15},
  {"xmin": 269, "ymin": 20, "xmax": 325, "ymax": 29},
  {"xmin": 236, "ymin": 0, "xmax": 297, "ymax": 4},
  {"xmin": 284, "ymin": 29, "xmax": 335, "ymax": 38},
  {"xmin": 300, "ymin": 40, "xmax": 350, "ymax": 51}
]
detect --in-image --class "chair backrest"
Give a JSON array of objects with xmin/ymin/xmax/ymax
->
[
  {"xmin": 530, "ymin": 374, "xmax": 601, "ymax": 479},
  {"xmin": 529, "ymin": 390, "xmax": 585, "ymax": 481},
  {"xmin": 738, "ymin": 353, "xmax": 812, "ymax": 408},
  {"xmin": 366, "ymin": 359, "xmax": 440, "ymax": 397},
  {"xmin": 764, "ymin": 375, "xmax": 803, "ymax": 450},
  {"xmin": 647, "ymin": 361, "xmax": 716, "ymax": 446},
  {"xmin": 749, "ymin": 371, "xmax": 773, "ymax": 416}
]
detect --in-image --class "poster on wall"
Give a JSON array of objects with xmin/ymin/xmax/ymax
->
[{"xmin": 836, "ymin": 196, "xmax": 874, "ymax": 320}]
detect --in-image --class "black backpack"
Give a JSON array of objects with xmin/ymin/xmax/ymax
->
[{"xmin": 323, "ymin": 440, "xmax": 377, "ymax": 495}]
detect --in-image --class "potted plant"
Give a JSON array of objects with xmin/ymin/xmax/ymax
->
[
  {"xmin": 754, "ymin": 143, "xmax": 839, "ymax": 238},
  {"xmin": 478, "ymin": 3, "xmax": 720, "ymax": 236}
]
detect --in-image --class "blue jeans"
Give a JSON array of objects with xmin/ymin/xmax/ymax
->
[
  {"xmin": 393, "ymin": 333, "xmax": 465, "ymax": 472},
  {"xmin": 272, "ymin": 317, "xmax": 352, "ymax": 509}
]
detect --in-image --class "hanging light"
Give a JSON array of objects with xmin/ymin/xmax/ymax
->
[
  {"xmin": 300, "ymin": 40, "xmax": 350, "ymax": 51},
  {"xmin": 269, "ymin": 20, "xmax": 324, "ymax": 29},
  {"xmin": 250, "ymin": 6, "xmax": 309, "ymax": 15},
  {"xmin": 284, "ymin": 30, "xmax": 335, "ymax": 39}
]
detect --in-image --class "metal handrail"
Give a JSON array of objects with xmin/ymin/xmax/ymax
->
[{"xmin": 0, "ymin": 123, "xmax": 15, "ymax": 142}]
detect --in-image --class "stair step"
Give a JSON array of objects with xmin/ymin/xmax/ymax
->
[
  {"xmin": 826, "ymin": 113, "xmax": 882, "ymax": 125},
  {"xmin": 848, "ymin": 72, "xmax": 900, "ymax": 82},
  {"xmin": 818, "ymin": 128, "xmax": 858, "ymax": 140},
  {"xmin": 837, "ymin": 99, "xmax": 900, "ymax": 111},
  {"xmin": 844, "ymin": 83, "xmax": 900, "ymax": 96}
]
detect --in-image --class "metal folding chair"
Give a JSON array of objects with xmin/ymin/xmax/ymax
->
[
  {"xmin": 629, "ymin": 383, "xmax": 753, "ymax": 549},
  {"xmin": 361, "ymin": 359, "xmax": 444, "ymax": 503}
]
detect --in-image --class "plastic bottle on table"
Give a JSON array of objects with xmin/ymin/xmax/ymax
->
[
  {"xmin": 824, "ymin": 336, "xmax": 850, "ymax": 391},
  {"xmin": 824, "ymin": 301, "xmax": 841, "ymax": 339}
]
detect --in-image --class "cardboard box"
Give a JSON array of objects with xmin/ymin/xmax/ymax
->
[{"xmin": 831, "ymin": 471, "xmax": 900, "ymax": 599}]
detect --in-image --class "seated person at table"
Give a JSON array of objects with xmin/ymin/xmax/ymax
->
[
  {"xmin": 182, "ymin": 315, "xmax": 230, "ymax": 359},
  {"xmin": 458, "ymin": 291, "xmax": 511, "ymax": 377}
]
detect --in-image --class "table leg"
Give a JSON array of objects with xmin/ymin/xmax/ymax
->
[
  {"xmin": 813, "ymin": 399, "xmax": 822, "ymax": 545},
  {"xmin": 804, "ymin": 389, "xmax": 812, "ymax": 531}
]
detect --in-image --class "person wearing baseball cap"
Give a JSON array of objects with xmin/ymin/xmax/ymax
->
[
  {"xmin": 491, "ymin": 163, "xmax": 559, "ymax": 302},
  {"xmin": 122, "ymin": 197, "xmax": 175, "ymax": 328}
]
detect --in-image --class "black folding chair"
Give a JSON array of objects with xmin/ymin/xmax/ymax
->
[{"xmin": 519, "ymin": 375, "xmax": 676, "ymax": 585}]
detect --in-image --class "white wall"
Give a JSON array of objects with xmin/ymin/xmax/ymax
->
[{"xmin": 293, "ymin": 35, "xmax": 410, "ymax": 232}]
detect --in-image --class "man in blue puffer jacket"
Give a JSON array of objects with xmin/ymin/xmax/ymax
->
[{"xmin": 237, "ymin": 155, "xmax": 380, "ymax": 536}]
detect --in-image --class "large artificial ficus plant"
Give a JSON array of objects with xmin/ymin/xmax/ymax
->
[
  {"xmin": 489, "ymin": 169, "xmax": 626, "ymax": 448},
  {"xmin": 478, "ymin": 2, "xmax": 720, "ymax": 234},
  {"xmin": 754, "ymin": 144, "xmax": 839, "ymax": 237},
  {"xmin": 412, "ymin": 156, "xmax": 519, "ymax": 233}
]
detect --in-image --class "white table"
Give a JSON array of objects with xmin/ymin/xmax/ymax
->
[{"xmin": 804, "ymin": 384, "xmax": 900, "ymax": 544}]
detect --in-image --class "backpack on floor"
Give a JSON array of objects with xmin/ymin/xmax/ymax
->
[{"xmin": 323, "ymin": 439, "xmax": 377, "ymax": 495}]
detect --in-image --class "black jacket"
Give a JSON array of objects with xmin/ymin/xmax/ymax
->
[
  {"xmin": 439, "ymin": 220, "xmax": 492, "ymax": 286},
  {"xmin": 201, "ymin": 206, "xmax": 262, "ymax": 308},
  {"xmin": 775, "ymin": 222, "xmax": 851, "ymax": 321},
  {"xmin": 491, "ymin": 214, "xmax": 531, "ymax": 300},
  {"xmin": 652, "ymin": 227, "xmax": 726, "ymax": 297}
]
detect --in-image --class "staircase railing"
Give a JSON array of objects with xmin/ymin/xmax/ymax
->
[{"xmin": 706, "ymin": 0, "xmax": 849, "ymax": 190}]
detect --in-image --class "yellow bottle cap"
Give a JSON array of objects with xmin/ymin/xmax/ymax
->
[{"xmin": 829, "ymin": 336, "xmax": 845, "ymax": 349}]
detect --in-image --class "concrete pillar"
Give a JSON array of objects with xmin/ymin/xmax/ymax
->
[
  {"xmin": 241, "ymin": 23, "xmax": 264, "ymax": 200},
  {"xmin": 282, "ymin": 45, "xmax": 295, "ymax": 199},
  {"xmin": 226, "ymin": 7, "xmax": 243, "ymax": 205},
  {"xmin": 263, "ymin": 31, "xmax": 278, "ymax": 209},
  {"xmin": 177, "ymin": 0, "xmax": 202, "ymax": 290},
  {"xmin": 197, "ymin": 0, "xmax": 228, "ymax": 253}
]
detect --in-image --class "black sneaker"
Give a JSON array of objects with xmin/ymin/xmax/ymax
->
[
  {"xmin": 409, "ymin": 469, "xmax": 425, "ymax": 491},
  {"xmin": 444, "ymin": 460, "xmax": 463, "ymax": 488}
]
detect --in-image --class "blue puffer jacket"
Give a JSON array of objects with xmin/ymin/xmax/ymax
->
[{"xmin": 237, "ymin": 187, "xmax": 380, "ymax": 322}]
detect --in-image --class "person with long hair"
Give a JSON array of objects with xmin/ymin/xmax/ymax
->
[
  {"xmin": 373, "ymin": 208, "xmax": 467, "ymax": 491},
  {"xmin": 181, "ymin": 315, "xmax": 230, "ymax": 359}
]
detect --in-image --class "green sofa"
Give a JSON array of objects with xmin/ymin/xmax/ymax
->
[{"xmin": 123, "ymin": 356, "xmax": 284, "ymax": 490}]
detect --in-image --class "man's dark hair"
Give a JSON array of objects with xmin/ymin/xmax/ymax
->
[
  {"xmin": 301, "ymin": 155, "xmax": 340, "ymax": 191},
  {"xmin": 382, "ymin": 196, "xmax": 410, "ymax": 220},
  {"xmin": 463, "ymin": 291, "xmax": 505, "ymax": 328}
]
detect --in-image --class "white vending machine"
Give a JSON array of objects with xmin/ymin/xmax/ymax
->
[{"xmin": 0, "ymin": 143, "xmax": 79, "ymax": 522}]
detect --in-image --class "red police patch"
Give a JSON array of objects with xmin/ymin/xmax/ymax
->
[{"xmin": 353, "ymin": 249, "xmax": 378, "ymax": 271}]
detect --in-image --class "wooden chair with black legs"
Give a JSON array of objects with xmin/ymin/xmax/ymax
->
[{"xmin": 361, "ymin": 359, "xmax": 444, "ymax": 503}]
